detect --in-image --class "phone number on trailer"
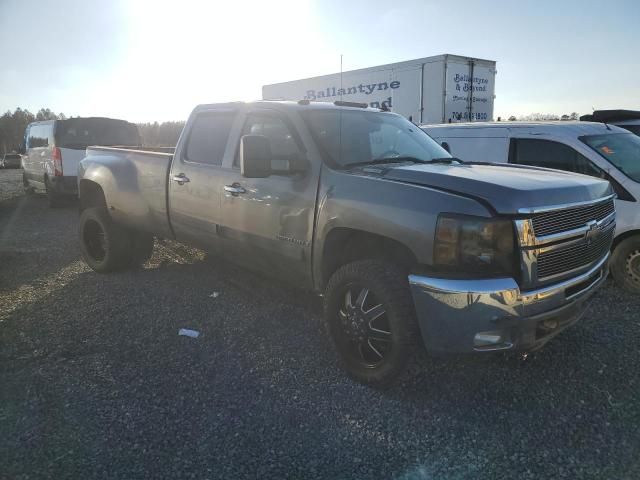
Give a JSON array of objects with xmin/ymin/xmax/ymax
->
[{"xmin": 451, "ymin": 112, "xmax": 489, "ymax": 120}]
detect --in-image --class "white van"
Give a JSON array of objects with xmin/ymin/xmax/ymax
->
[
  {"xmin": 21, "ymin": 117, "xmax": 140, "ymax": 207},
  {"xmin": 422, "ymin": 121, "xmax": 640, "ymax": 293}
]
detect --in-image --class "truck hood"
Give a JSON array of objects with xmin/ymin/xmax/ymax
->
[{"xmin": 359, "ymin": 162, "xmax": 613, "ymax": 214}]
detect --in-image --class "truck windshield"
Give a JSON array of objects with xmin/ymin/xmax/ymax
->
[
  {"xmin": 55, "ymin": 118, "xmax": 141, "ymax": 149},
  {"xmin": 580, "ymin": 132, "xmax": 640, "ymax": 183},
  {"xmin": 301, "ymin": 109, "xmax": 450, "ymax": 168}
]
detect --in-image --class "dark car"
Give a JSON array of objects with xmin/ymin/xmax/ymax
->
[{"xmin": 1, "ymin": 153, "xmax": 22, "ymax": 169}]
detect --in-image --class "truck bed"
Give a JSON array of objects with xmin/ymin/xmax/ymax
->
[{"xmin": 81, "ymin": 146, "xmax": 175, "ymax": 238}]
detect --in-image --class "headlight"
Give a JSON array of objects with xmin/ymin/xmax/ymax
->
[{"xmin": 434, "ymin": 215, "xmax": 516, "ymax": 276}]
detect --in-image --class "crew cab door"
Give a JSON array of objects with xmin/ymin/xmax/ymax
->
[
  {"xmin": 168, "ymin": 106, "xmax": 240, "ymax": 249},
  {"xmin": 214, "ymin": 108, "xmax": 318, "ymax": 287}
]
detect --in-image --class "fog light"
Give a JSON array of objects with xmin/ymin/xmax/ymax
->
[
  {"xmin": 474, "ymin": 331, "xmax": 503, "ymax": 347},
  {"xmin": 474, "ymin": 330, "xmax": 512, "ymax": 350}
]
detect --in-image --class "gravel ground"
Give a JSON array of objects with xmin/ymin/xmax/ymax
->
[
  {"xmin": 0, "ymin": 168, "xmax": 24, "ymax": 202},
  {"xmin": 1, "ymin": 169, "xmax": 639, "ymax": 479}
]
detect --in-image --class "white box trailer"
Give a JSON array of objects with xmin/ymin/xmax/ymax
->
[{"xmin": 262, "ymin": 54, "xmax": 496, "ymax": 124}]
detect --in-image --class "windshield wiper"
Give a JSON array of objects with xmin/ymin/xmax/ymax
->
[
  {"xmin": 346, "ymin": 156, "xmax": 463, "ymax": 168},
  {"xmin": 424, "ymin": 157, "xmax": 464, "ymax": 164},
  {"xmin": 345, "ymin": 157, "xmax": 423, "ymax": 168}
]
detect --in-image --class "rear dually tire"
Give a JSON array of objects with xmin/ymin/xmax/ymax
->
[{"xmin": 79, "ymin": 207, "xmax": 132, "ymax": 273}]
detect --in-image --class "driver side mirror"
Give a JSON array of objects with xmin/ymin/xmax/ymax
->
[
  {"xmin": 441, "ymin": 141, "xmax": 451, "ymax": 154},
  {"xmin": 240, "ymin": 135, "xmax": 273, "ymax": 178}
]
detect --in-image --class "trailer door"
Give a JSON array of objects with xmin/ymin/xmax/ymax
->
[{"xmin": 444, "ymin": 61, "xmax": 495, "ymax": 123}]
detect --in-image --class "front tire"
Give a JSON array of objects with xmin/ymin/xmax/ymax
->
[
  {"xmin": 79, "ymin": 207, "xmax": 131, "ymax": 273},
  {"xmin": 611, "ymin": 236, "xmax": 640, "ymax": 294},
  {"xmin": 324, "ymin": 260, "xmax": 421, "ymax": 388}
]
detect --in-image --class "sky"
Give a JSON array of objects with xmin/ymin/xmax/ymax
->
[{"xmin": 0, "ymin": 0, "xmax": 638, "ymax": 122}]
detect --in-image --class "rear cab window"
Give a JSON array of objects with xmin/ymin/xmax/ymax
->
[{"xmin": 184, "ymin": 111, "xmax": 236, "ymax": 165}]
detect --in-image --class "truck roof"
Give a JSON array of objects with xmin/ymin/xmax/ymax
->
[{"xmin": 421, "ymin": 121, "xmax": 629, "ymax": 136}]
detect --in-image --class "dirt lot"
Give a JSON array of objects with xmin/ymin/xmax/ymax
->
[
  {"xmin": 1, "ymin": 169, "xmax": 639, "ymax": 479},
  {"xmin": 0, "ymin": 168, "xmax": 24, "ymax": 202}
]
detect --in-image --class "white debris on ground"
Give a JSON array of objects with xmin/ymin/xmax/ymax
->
[{"xmin": 178, "ymin": 328, "xmax": 200, "ymax": 338}]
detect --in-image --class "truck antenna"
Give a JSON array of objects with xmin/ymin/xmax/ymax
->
[
  {"xmin": 339, "ymin": 53, "xmax": 343, "ymax": 166},
  {"xmin": 340, "ymin": 54, "xmax": 343, "ymax": 101}
]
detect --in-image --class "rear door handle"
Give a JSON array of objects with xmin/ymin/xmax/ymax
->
[
  {"xmin": 172, "ymin": 173, "xmax": 190, "ymax": 185},
  {"xmin": 224, "ymin": 184, "xmax": 246, "ymax": 195}
]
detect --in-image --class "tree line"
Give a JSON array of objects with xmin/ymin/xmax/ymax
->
[
  {"xmin": 137, "ymin": 121, "xmax": 185, "ymax": 147},
  {"xmin": 0, "ymin": 107, "xmax": 185, "ymax": 153},
  {"xmin": 505, "ymin": 112, "xmax": 580, "ymax": 122},
  {"xmin": 0, "ymin": 108, "xmax": 65, "ymax": 153}
]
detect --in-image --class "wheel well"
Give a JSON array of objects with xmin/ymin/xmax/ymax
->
[
  {"xmin": 613, "ymin": 230, "xmax": 640, "ymax": 250},
  {"xmin": 321, "ymin": 228, "xmax": 417, "ymax": 288},
  {"xmin": 79, "ymin": 180, "xmax": 107, "ymax": 212}
]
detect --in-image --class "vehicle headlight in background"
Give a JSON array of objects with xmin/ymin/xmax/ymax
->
[{"xmin": 434, "ymin": 215, "xmax": 516, "ymax": 276}]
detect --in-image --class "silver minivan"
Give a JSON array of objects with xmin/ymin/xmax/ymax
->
[
  {"xmin": 422, "ymin": 121, "xmax": 640, "ymax": 293},
  {"xmin": 21, "ymin": 117, "xmax": 140, "ymax": 206}
]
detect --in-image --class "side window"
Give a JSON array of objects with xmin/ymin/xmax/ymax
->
[
  {"xmin": 235, "ymin": 112, "xmax": 301, "ymax": 167},
  {"xmin": 184, "ymin": 111, "xmax": 235, "ymax": 165},
  {"xmin": 510, "ymin": 139, "xmax": 601, "ymax": 177}
]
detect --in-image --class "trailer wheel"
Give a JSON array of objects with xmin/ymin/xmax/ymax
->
[{"xmin": 79, "ymin": 207, "xmax": 131, "ymax": 273}]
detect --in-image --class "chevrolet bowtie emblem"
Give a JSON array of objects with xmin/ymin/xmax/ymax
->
[{"xmin": 585, "ymin": 221, "xmax": 601, "ymax": 244}]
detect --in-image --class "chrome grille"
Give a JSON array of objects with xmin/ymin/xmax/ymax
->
[
  {"xmin": 537, "ymin": 226, "xmax": 614, "ymax": 280},
  {"xmin": 531, "ymin": 199, "xmax": 615, "ymax": 237}
]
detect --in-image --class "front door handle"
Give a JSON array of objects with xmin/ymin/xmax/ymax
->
[
  {"xmin": 172, "ymin": 173, "xmax": 190, "ymax": 185},
  {"xmin": 224, "ymin": 184, "xmax": 246, "ymax": 195}
]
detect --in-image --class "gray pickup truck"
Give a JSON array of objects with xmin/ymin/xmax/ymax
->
[{"xmin": 78, "ymin": 101, "xmax": 615, "ymax": 386}]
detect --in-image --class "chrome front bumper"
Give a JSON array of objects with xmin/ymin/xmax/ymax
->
[{"xmin": 409, "ymin": 254, "xmax": 609, "ymax": 354}]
